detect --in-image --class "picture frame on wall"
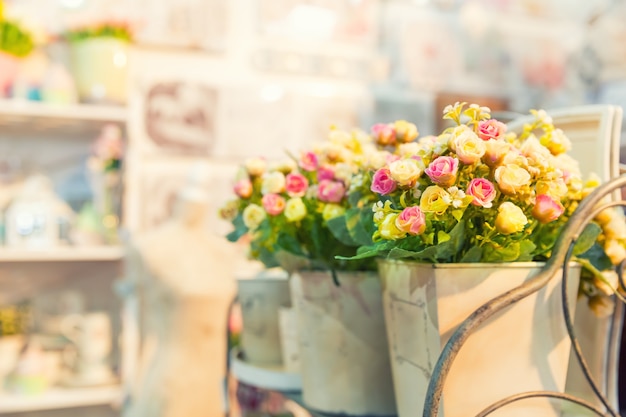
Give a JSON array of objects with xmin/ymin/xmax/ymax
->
[{"xmin": 133, "ymin": 80, "xmax": 219, "ymax": 157}]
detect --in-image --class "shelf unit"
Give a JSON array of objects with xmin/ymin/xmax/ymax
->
[
  {"xmin": 0, "ymin": 100, "xmax": 129, "ymax": 416},
  {"xmin": 0, "ymin": 247, "xmax": 125, "ymax": 262},
  {"xmin": 0, "ymin": 100, "xmax": 126, "ymax": 137},
  {"xmin": 0, "ymin": 385, "xmax": 122, "ymax": 413}
]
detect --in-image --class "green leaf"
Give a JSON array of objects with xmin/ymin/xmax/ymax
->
[
  {"xmin": 460, "ymin": 246, "xmax": 483, "ymax": 262},
  {"xmin": 326, "ymin": 216, "xmax": 358, "ymax": 246},
  {"xmin": 226, "ymin": 214, "xmax": 247, "ymax": 242},
  {"xmin": 577, "ymin": 243, "xmax": 613, "ymax": 271},
  {"xmin": 437, "ymin": 231, "xmax": 450, "ymax": 244},
  {"xmin": 572, "ymin": 223, "xmax": 602, "ymax": 256},
  {"xmin": 336, "ymin": 246, "xmax": 381, "ymax": 261},
  {"xmin": 276, "ymin": 234, "xmax": 306, "ymax": 257},
  {"xmin": 517, "ymin": 240, "xmax": 536, "ymax": 261},
  {"xmin": 483, "ymin": 242, "xmax": 521, "ymax": 262},
  {"xmin": 346, "ymin": 208, "xmax": 374, "ymax": 246}
]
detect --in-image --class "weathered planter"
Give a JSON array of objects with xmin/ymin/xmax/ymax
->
[
  {"xmin": 68, "ymin": 38, "xmax": 129, "ymax": 104},
  {"xmin": 377, "ymin": 260, "xmax": 581, "ymax": 417},
  {"xmin": 237, "ymin": 272, "xmax": 291, "ymax": 366},
  {"xmin": 290, "ymin": 270, "xmax": 396, "ymax": 416}
]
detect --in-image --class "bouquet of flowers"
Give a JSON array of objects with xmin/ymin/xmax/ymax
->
[
  {"xmin": 341, "ymin": 102, "xmax": 626, "ymax": 314},
  {"xmin": 220, "ymin": 121, "xmax": 420, "ymax": 274}
]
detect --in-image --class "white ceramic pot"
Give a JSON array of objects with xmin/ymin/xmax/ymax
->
[
  {"xmin": 278, "ymin": 307, "xmax": 300, "ymax": 373},
  {"xmin": 68, "ymin": 38, "xmax": 129, "ymax": 104},
  {"xmin": 237, "ymin": 273, "xmax": 291, "ymax": 366},
  {"xmin": 291, "ymin": 271, "xmax": 396, "ymax": 416},
  {"xmin": 377, "ymin": 260, "xmax": 581, "ymax": 417}
]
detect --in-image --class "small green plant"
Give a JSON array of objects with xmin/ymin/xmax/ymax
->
[
  {"xmin": 0, "ymin": 19, "xmax": 34, "ymax": 57},
  {"xmin": 65, "ymin": 21, "xmax": 132, "ymax": 43}
]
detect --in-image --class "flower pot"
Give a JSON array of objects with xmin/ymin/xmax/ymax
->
[
  {"xmin": 278, "ymin": 307, "xmax": 300, "ymax": 373},
  {"xmin": 290, "ymin": 271, "xmax": 396, "ymax": 416},
  {"xmin": 377, "ymin": 260, "xmax": 581, "ymax": 417},
  {"xmin": 237, "ymin": 272, "xmax": 291, "ymax": 366},
  {"xmin": 68, "ymin": 38, "xmax": 129, "ymax": 104}
]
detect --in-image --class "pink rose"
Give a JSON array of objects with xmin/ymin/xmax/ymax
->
[
  {"xmin": 317, "ymin": 180, "xmax": 346, "ymax": 203},
  {"xmin": 262, "ymin": 193, "xmax": 286, "ymax": 216},
  {"xmin": 467, "ymin": 178, "xmax": 497, "ymax": 208},
  {"xmin": 285, "ymin": 172, "xmax": 309, "ymax": 197},
  {"xmin": 299, "ymin": 151, "xmax": 318, "ymax": 172},
  {"xmin": 234, "ymin": 179, "xmax": 253, "ymax": 198},
  {"xmin": 371, "ymin": 168, "xmax": 397, "ymax": 195},
  {"xmin": 317, "ymin": 165, "xmax": 335, "ymax": 182},
  {"xmin": 477, "ymin": 119, "xmax": 507, "ymax": 141},
  {"xmin": 532, "ymin": 194, "xmax": 564, "ymax": 224},
  {"xmin": 424, "ymin": 156, "xmax": 459, "ymax": 187},
  {"xmin": 395, "ymin": 206, "xmax": 426, "ymax": 235},
  {"xmin": 372, "ymin": 123, "xmax": 396, "ymax": 145}
]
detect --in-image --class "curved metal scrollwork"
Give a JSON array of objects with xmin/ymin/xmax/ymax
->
[{"xmin": 423, "ymin": 175, "xmax": 626, "ymax": 417}]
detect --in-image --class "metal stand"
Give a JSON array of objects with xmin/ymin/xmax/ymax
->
[{"xmin": 424, "ymin": 175, "xmax": 626, "ymax": 417}]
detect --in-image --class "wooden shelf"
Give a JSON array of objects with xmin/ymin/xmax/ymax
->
[
  {"xmin": 0, "ymin": 100, "xmax": 127, "ymax": 137},
  {"xmin": 0, "ymin": 385, "xmax": 122, "ymax": 413},
  {"xmin": 0, "ymin": 246, "xmax": 125, "ymax": 262},
  {"xmin": 0, "ymin": 100, "xmax": 126, "ymax": 123}
]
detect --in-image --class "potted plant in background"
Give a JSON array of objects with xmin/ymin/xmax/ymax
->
[
  {"xmin": 0, "ymin": 2, "xmax": 34, "ymax": 97},
  {"xmin": 221, "ymin": 122, "xmax": 420, "ymax": 416},
  {"xmin": 340, "ymin": 102, "xmax": 626, "ymax": 417},
  {"xmin": 64, "ymin": 20, "xmax": 131, "ymax": 104}
]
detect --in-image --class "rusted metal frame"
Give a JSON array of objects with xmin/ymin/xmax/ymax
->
[{"xmin": 423, "ymin": 175, "xmax": 626, "ymax": 417}]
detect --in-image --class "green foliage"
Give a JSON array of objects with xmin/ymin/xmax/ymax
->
[
  {"xmin": 65, "ymin": 22, "xmax": 132, "ymax": 43},
  {"xmin": 0, "ymin": 19, "xmax": 34, "ymax": 57}
]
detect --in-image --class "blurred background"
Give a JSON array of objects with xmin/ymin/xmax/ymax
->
[{"xmin": 0, "ymin": 0, "xmax": 626, "ymax": 416}]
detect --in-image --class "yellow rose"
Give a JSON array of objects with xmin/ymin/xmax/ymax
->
[
  {"xmin": 494, "ymin": 164, "xmax": 531, "ymax": 195},
  {"xmin": 594, "ymin": 270, "xmax": 619, "ymax": 296},
  {"xmin": 397, "ymin": 142, "xmax": 421, "ymax": 158},
  {"xmin": 394, "ymin": 120, "xmax": 419, "ymax": 143},
  {"xmin": 334, "ymin": 163, "xmax": 356, "ymax": 183},
  {"xmin": 483, "ymin": 139, "xmax": 511, "ymax": 167},
  {"xmin": 379, "ymin": 213, "xmax": 407, "ymax": 240},
  {"xmin": 245, "ymin": 157, "xmax": 267, "ymax": 176},
  {"xmin": 420, "ymin": 185, "xmax": 451, "ymax": 215},
  {"xmin": 540, "ymin": 128, "xmax": 571, "ymax": 155},
  {"xmin": 495, "ymin": 202, "xmax": 528, "ymax": 234},
  {"xmin": 269, "ymin": 158, "xmax": 297, "ymax": 173},
  {"xmin": 389, "ymin": 158, "xmax": 423, "ymax": 187},
  {"xmin": 322, "ymin": 203, "xmax": 346, "ymax": 221},
  {"xmin": 604, "ymin": 239, "xmax": 626, "ymax": 265},
  {"xmin": 604, "ymin": 214, "xmax": 626, "ymax": 240},
  {"xmin": 368, "ymin": 150, "xmax": 392, "ymax": 170},
  {"xmin": 535, "ymin": 179, "xmax": 568, "ymax": 199},
  {"xmin": 261, "ymin": 171, "xmax": 286, "ymax": 194},
  {"xmin": 454, "ymin": 129, "xmax": 485, "ymax": 164},
  {"xmin": 243, "ymin": 204, "xmax": 266, "ymax": 230},
  {"xmin": 284, "ymin": 198, "xmax": 307, "ymax": 222}
]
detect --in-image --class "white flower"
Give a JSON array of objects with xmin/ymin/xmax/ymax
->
[{"xmin": 447, "ymin": 186, "xmax": 467, "ymax": 208}]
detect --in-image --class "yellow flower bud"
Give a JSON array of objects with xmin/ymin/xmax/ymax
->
[
  {"xmin": 379, "ymin": 213, "xmax": 407, "ymax": 240},
  {"xmin": 322, "ymin": 203, "xmax": 345, "ymax": 221},
  {"xmin": 243, "ymin": 204, "xmax": 266, "ymax": 230},
  {"xmin": 495, "ymin": 202, "xmax": 528, "ymax": 234},
  {"xmin": 420, "ymin": 185, "xmax": 451, "ymax": 215},
  {"xmin": 284, "ymin": 198, "xmax": 307, "ymax": 222}
]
